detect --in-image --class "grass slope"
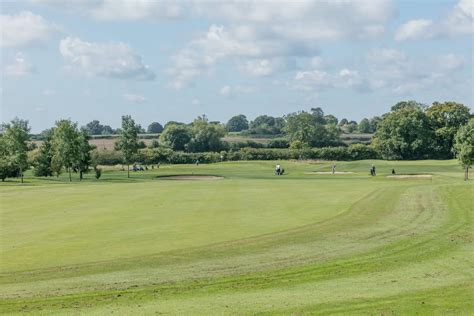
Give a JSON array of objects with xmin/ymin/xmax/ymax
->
[{"xmin": 0, "ymin": 160, "xmax": 472, "ymax": 315}]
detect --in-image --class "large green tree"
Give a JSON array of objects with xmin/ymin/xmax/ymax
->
[
  {"xmin": 116, "ymin": 115, "xmax": 139, "ymax": 178},
  {"xmin": 249, "ymin": 115, "xmax": 285, "ymax": 135},
  {"xmin": 427, "ymin": 101, "xmax": 471, "ymax": 158},
  {"xmin": 226, "ymin": 114, "xmax": 249, "ymax": 132},
  {"xmin": 187, "ymin": 117, "xmax": 225, "ymax": 152},
  {"xmin": 52, "ymin": 120, "xmax": 80, "ymax": 182},
  {"xmin": 284, "ymin": 111, "xmax": 340, "ymax": 147},
  {"xmin": 373, "ymin": 107, "xmax": 434, "ymax": 160},
  {"xmin": 1, "ymin": 118, "xmax": 30, "ymax": 183},
  {"xmin": 390, "ymin": 100, "xmax": 424, "ymax": 112},
  {"xmin": 147, "ymin": 122, "xmax": 164, "ymax": 133},
  {"xmin": 453, "ymin": 119, "xmax": 473, "ymax": 180},
  {"xmin": 0, "ymin": 137, "xmax": 16, "ymax": 182},
  {"xmin": 160, "ymin": 124, "xmax": 192, "ymax": 151}
]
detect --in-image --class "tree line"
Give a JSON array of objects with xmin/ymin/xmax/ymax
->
[
  {"xmin": 73, "ymin": 107, "xmax": 377, "ymax": 138},
  {"xmin": 0, "ymin": 100, "xmax": 472, "ymax": 181}
]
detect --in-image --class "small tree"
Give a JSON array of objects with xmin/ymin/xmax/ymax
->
[
  {"xmin": 52, "ymin": 120, "xmax": 80, "ymax": 182},
  {"xmin": 34, "ymin": 129, "xmax": 54, "ymax": 177},
  {"xmin": 453, "ymin": 119, "xmax": 474, "ymax": 180},
  {"xmin": 116, "ymin": 115, "xmax": 139, "ymax": 178},
  {"xmin": 1, "ymin": 118, "xmax": 30, "ymax": 183},
  {"xmin": 0, "ymin": 137, "xmax": 15, "ymax": 182},
  {"xmin": 76, "ymin": 128, "xmax": 94, "ymax": 181},
  {"xmin": 226, "ymin": 114, "xmax": 249, "ymax": 132},
  {"xmin": 147, "ymin": 122, "xmax": 164, "ymax": 133},
  {"xmin": 358, "ymin": 118, "xmax": 371, "ymax": 133}
]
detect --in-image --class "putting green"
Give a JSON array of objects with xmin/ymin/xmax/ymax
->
[{"xmin": 0, "ymin": 160, "xmax": 472, "ymax": 315}]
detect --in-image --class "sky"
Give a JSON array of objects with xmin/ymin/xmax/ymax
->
[{"xmin": 1, "ymin": 0, "xmax": 473, "ymax": 132}]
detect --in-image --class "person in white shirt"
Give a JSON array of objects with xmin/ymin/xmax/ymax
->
[{"xmin": 276, "ymin": 164, "xmax": 281, "ymax": 175}]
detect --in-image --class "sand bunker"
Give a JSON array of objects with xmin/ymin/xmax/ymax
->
[
  {"xmin": 158, "ymin": 175, "xmax": 224, "ymax": 180},
  {"xmin": 305, "ymin": 171, "xmax": 354, "ymax": 175},
  {"xmin": 387, "ymin": 174, "xmax": 432, "ymax": 179}
]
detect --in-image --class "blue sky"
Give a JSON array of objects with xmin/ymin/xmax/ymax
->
[{"xmin": 1, "ymin": 0, "xmax": 472, "ymax": 132}]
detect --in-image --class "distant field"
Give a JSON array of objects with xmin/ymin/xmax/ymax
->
[{"xmin": 1, "ymin": 160, "xmax": 472, "ymax": 315}]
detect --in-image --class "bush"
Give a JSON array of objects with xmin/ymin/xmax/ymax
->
[
  {"xmin": 266, "ymin": 139, "xmax": 289, "ymax": 148},
  {"xmin": 94, "ymin": 167, "xmax": 102, "ymax": 179},
  {"xmin": 93, "ymin": 144, "xmax": 378, "ymax": 165},
  {"xmin": 93, "ymin": 149, "xmax": 124, "ymax": 165}
]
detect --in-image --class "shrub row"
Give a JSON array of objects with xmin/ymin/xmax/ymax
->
[{"xmin": 93, "ymin": 144, "xmax": 379, "ymax": 165}]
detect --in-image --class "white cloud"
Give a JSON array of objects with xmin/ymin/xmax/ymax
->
[
  {"xmin": 291, "ymin": 48, "xmax": 469, "ymax": 95},
  {"xmin": 168, "ymin": 0, "xmax": 395, "ymax": 88},
  {"xmin": 310, "ymin": 56, "xmax": 324, "ymax": 68},
  {"xmin": 89, "ymin": 0, "xmax": 182, "ymax": 21},
  {"xmin": 292, "ymin": 70, "xmax": 332, "ymax": 91},
  {"xmin": 29, "ymin": 0, "xmax": 183, "ymax": 21},
  {"xmin": 0, "ymin": 11, "xmax": 57, "ymax": 48},
  {"xmin": 42, "ymin": 89, "xmax": 55, "ymax": 96},
  {"xmin": 60, "ymin": 37, "xmax": 155, "ymax": 80},
  {"xmin": 191, "ymin": 98, "xmax": 201, "ymax": 105},
  {"xmin": 394, "ymin": 19, "xmax": 434, "ymax": 41},
  {"xmin": 219, "ymin": 85, "xmax": 231, "ymax": 97},
  {"xmin": 444, "ymin": 0, "xmax": 474, "ymax": 35},
  {"xmin": 3, "ymin": 53, "xmax": 36, "ymax": 77},
  {"xmin": 123, "ymin": 93, "xmax": 147, "ymax": 103},
  {"xmin": 237, "ymin": 58, "xmax": 283, "ymax": 77},
  {"xmin": 395, "ymin": 0, "xmax": 473, "ymax": 41},
  {"xmin": 436, "ymin": 54, "xmax": 465, "ymax": 71},
  {"xmin": 219, "ymin": 84, "xmax": 257, "ymax": 97}
]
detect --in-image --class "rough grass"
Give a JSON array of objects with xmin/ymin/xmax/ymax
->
[{"xmin": 0, "ymin": 160, "xmax": 472, "ymax": 315}]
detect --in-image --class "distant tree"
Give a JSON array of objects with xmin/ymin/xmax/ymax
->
[
  {"xmin": 187, "ymin": 117, "xmax": 226, "ymax": 152},
  {"xmin": 147, "ymin": 122, "xmax": 164, "ymax": 134},
  {"xmin": 249, "ymin": 115, "xmax": 285, "ymax": 135},
  {"xmin": 284, "ymin": 111, "xmax": 340, "ymax": 147},
  {"xmin": 85, "ymin": 120, "xmax": 104, "ymax": 135},
  {"xmin": 391, "ymin": 100, "xmax": 424, "ymax": 112},
  {"xmin": 52, "ymin": 120, "xmax": 80, "ymax": 182},
  {"xmin": 311, "ymin": 107, "xmax": 326, "ymax": 124},
  {"xmin": 369, "ymin": 116, "xmax": 382, "ymax": 132},
  {"xmin": 160, "ymin": 124, "xmax": 191, "ymax": 151},
  {"xmin": 324, "ymin": 114, "xmax": 338, "ymax": 125},
  {"xmin": 33, "ymin": 128, "xmax": 54, "ymax": 177},
  {"xmin": 338, "ymin": 118, "xmax": 348, "ymax": 126},
  {"xmin": 101, "ymin": 125, "xmax": 114, "ymax": 135},
  {"xmin": 116, "ymin": 115, "xmax": 139, "ymax": 178},
  {"xmin": 427, "ymin": 101, "xmax": 471, "ymax": 158},
  {"xmin": 136, "ymin": 124, "xmax": 146, "ymax": 134},
  {"xmin": 453, "ymin": 119, "xmax": 473, "ymax": 180},
  {"xmin": 358, "ymin": 118, "xmax": 371, "ymax": 133},
  {"xmin": 346, "ymin": 121, "xmax": 358, "ymax": 133},
  {"xmin": 373, "ymin": 107, "xmax": 434, "ymax": 160},
  {"xmin": 1, "ymin": 118, "xmax": 30, "ymax": 183},
  {"xmin": 226, "ymin": 114, "xmax": 249, "ymax": 132},
  {"xmin": 76, "ymin": 128, "xmax": 94, "ymax": 181},
  {"xmin": 164, "ymin": 121, "xmax": 185, "ymax": 129}
]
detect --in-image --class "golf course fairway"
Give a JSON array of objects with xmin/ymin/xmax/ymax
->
[{"xmin": 1, "ymin": 160, "xmax": 472, "ymax": 315}]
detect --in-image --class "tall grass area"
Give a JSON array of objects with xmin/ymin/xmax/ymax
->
[{"xmin": 0, "ymin": 160, "xmax": 472, "ymax": 315}]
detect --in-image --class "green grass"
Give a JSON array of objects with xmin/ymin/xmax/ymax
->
[{"xmin": 0, "ymin": 160, "xmax": 472, "ymax": 315}]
